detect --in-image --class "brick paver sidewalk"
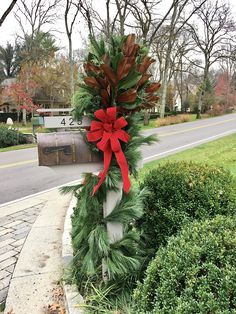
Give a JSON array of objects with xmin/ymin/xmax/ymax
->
[{"xmin": 0, "ymin": 202, "xmax": 45, "ymax": 307}]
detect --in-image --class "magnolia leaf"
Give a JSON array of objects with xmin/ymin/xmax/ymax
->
[
  {"xmin": 78, "ymin": 83, "xmax": 99, "ymax": 95},
  {"xmin": 111, "ymin": 52, "xmax": 123, "ymax": 72},
  {"xmin": 83, "ymin": 62, "xmax": 101, "ymax": 74},
  {"xmin": 122, "ymin": 99, "xmax": 142, "ymax": 109},
  {"xmin": 126, "ymin": 44, "xmax": 140, "ymax": 57},
  {"xmin": 84, "ymin": 77, "xmax": 100, "ymax": 89},
  {"xmin": 117, "ymin": 57, "xmax": 135, "ymax": 81},
  {"xmin": 119, "ymin": 71, "xmax": 142, "ymax": 90},
  {"xmin": 137, "ymin": 56, "xmax": 155, "ymax": 74},
  {"xmin": 123, "ymin": 34, "xmax": 136, "ymax": 56},
  {"xmin": 96, "ymin": 76, "xmax": 109, "ymax": 89},
  {"xmin": 100, "ymin": 89, "xmax": 110, "ymax": 106},
  {"xmin": 137, "ymin": 74, "xmax": 152, "ymax": 87},
  {"xmin": 116, "ymin": 89, "xmax": 137, "ymax": 103},
  {"xmin": 147, "ymin": 95, "xmax": 160, "ymax": 102},
  {"xmin": 126, "ymin": 34, "xmax": 136, "ymax": 46},
  {"xmin": 102, "ymin": 54, "xmax": 110, "ymax": 64},
  {"xmin": 101, "ymin": 63, "xmax": 117, "ymax": 86},
  {"xmin": 145, "ymin": 82, "xmax": 161, "ymax": 93}
]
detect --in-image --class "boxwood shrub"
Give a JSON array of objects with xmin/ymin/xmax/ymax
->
[
  {"xmin": 0, "ymin": 126, "xmax": 27, "ymax": 148},
  {"xmin": 137, "ymin": 161, "xmax": 236, "ymax": 259},
  {"xmin": 133, "ymin": 215, "xmax": 236, "ymax": 313}
]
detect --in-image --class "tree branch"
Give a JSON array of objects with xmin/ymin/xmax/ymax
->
[{"xmin": 0, "ymin": 0, "xmax": 18, "ymax": 27}]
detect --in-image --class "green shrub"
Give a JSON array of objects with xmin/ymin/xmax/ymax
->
[
  {"xmin": 0, "ymin": 126, "xmax": 27, "ymax": 148},
  {"xmin": 133, "ymin": 215, "xmax": 236, "ymax": 313},
  {"xmin": 137, "ymin": 162, "xmax": 236, "ymax": 260}
]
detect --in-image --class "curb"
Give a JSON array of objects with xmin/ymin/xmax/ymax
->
[{"xmin": 62, "ymin": 194, "xmax": 84, "ymax": 314}]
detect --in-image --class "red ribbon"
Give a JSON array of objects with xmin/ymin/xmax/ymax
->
[{"xmin": 87, "ymin": 107, "xmax": 131, "ymax": 195}]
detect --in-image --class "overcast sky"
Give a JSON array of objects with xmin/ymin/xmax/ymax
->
[{"xmin": 1, "ymin": 0, "xmax": 236, "ymax": 51}]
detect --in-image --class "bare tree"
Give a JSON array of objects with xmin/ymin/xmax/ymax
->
[
  {"xmin": 125, "ymin": 0, "xmax": 207, "ymax": 118},
  {"xmin": 168, "ymin": 30, "xmax": 195, "ymax": 109},
  {"xmin": 0, "ymin": 0, "xmax": 18, "ymax": 27},
  {"xmin": 76, "ymin": 0, "xmax": 130, "ymax": 37},
  {"xmin": 64, "ymin": 0, "xmax": 80, "ymax": 100},
  {"xmin": 75, "ymin": 0, "xmax": 95, "ymax": 37},
  {"xmin": 187, "ymin": 0, "xmax": 236, "ymax": 117},
  {"xmin": 14, "ymin": 0, "xmax": 62, "ymax": 39},
  {"xmin": 158, "ymin": 0, "xmax": 208, "ymax": 118},
  {"xmin": 127, "ymin": 0, "xmax": 177, "ymax": 45}
]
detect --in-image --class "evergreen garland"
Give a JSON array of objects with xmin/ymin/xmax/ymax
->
[{"xmin": 67, "ymin": 34, "xmax": 160, "ymax": 300}]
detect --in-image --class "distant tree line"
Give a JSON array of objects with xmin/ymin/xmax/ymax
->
[{"xmin": 1, "ymin": 0, "xmax": 236, "ymax": 122}]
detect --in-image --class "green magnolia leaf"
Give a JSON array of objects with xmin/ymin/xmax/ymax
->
[
  {"xmin": 111, "ymin": 52, "xmax": 123, "ymax": 72},
  {"xmin": 119, "ymin": 71, "xmax": 142, "ymax": 90},
  {"xmin": 78, "ymin": 83, "xmax": 98, "ymax": 95}
]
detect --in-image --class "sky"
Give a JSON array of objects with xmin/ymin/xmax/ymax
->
[
  {"xmin": 0, "ymin": 0, "xmax": 84, "ymax": 50},
  {"xmin": 0, "ymin": 0, "xmax": 236, "ymax": 51}
]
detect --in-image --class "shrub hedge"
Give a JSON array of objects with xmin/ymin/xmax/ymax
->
[
  {"xmin": 137, "ymin": 162, "xmax": 236, "ymax": 260},
  {"xmin": 0, "ymin": 126, "xmax": 27, "ymax": 148},
  {"xmin": 133, "ymin": 215, "xmax": 236, "ymax": 313}
]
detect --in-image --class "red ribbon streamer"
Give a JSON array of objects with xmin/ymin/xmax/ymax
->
[{"xmin": 87, "ymin": 107, "xmax": 131, "ymax": 194}]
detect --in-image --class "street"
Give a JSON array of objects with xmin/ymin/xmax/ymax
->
[{"xmin": 0, "ymin": 113, "xmax": 236, "ymax": 205}]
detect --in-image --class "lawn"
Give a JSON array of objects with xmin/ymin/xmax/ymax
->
[
  {"xmin": 139, "ymin": 132, "xmax": 236, "ymax": 181},
  {"xmin": 0, "ymin": 143, "xmax": 36, "ymax": 153}
]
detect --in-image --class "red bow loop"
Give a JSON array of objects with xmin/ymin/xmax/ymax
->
[{"xmin": 87, "ymin": 107, "xmax": 131, "ymax": 194}]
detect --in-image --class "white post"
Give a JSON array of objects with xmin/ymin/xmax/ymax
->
[
  {"xmin": 101, "ymin": 152, "xmax": 143, "ymax": 281},
  {"xmin": 102, "ymin": 181, "xmax": 123, "ymax": 282}
]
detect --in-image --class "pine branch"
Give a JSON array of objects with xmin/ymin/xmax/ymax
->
[
  {"xmin": 60, "ymin": 183, "xmax": 83, "ymax": 195},
  {"xmin": 104, "ymin": 188, "xmax": 149, "ymax": 224}
]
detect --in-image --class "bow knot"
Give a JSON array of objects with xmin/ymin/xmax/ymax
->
[
  {"xmin": 87, "ymin": 107, "xmax": 131, "ymax": 194},
  {"xmin": 103, "ymin": 123, "xmax": 113, "ymax": 132}
]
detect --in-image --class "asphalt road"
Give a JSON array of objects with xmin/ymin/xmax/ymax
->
[{"xmin": 0, "ymin": 113, "xmax": 236, "ymax": 205}]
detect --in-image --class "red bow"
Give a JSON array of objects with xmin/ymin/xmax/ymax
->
[{"xmin": 87, "ymin": 107, "xmax": 131, "ymax": 194}]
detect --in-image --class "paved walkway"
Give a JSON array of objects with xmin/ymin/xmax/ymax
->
[
  {"xmin": 0, "ymin": 190, "xmax": 71, "ymax": 313},
  {"xmin": 0, "ymin": 202, "xmax": 45, "ymax": 305}
]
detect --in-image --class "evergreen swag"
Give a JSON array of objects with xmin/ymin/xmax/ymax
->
[{"xmin": 65, "ymin": 34, "xmax": 160, "ymax": 296}]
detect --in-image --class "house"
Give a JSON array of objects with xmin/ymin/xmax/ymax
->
[
  {"xmin": 0, "ymin": 78, "xmax": 70, "ymax": 122},
  {"xmin": 174, "ymin": 91, "xmax": 182, "ymax": 111},
  {"xmin": 0, "ymin": 78, "xmax": 17, "ymax": 113}
]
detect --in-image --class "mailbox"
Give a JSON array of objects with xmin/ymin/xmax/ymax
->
[{"xmin": 37, "ymin": 132, "xmax": 100, "ymax": 166}]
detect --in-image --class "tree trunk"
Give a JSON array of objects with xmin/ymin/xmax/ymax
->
[
  {"xmin": 22, "ymin": 108, "xmax": 27, "ymax": 125},
  {"xmin": 143, "ymin": 110, "xmax": 150, "ymax": 125},
  {"xmin": 196, "ymin": 91, "xmax": 203, "ymax": 119},
  {"xmin": 68, "ymin": 37, "xmax": 74, "ymax": 105},
  {"xmin": 160, "ymin": 70, "xmax": 168, "ymax": 118},
  {"xmin": 180, "ymin": 54, "xmax": 183, "ymax": 111},
  {"xmin": 159, "ymin": 3, "xmax": 178, "ymax": 118},
  {"xmin": 106, "ymin": 0, "xmax": 110, "ymax": 37},
  {"xmin": 17, "ymin": 108, "xmax": 20, "ymax": 123},
  {"xmin": 197, "ymin": 59, "xmax": 209, "ymax": 118}
]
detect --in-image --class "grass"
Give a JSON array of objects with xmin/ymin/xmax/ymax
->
[
  {"xmin": 0, "ymin": 143, "xmax": 36, "ymax": 153},
  {"xmin": 0, "ymin": 302, "xmax": 5, "ymax": 312},
  {"xmin": 140, "ymin": 113, "xmax": 209, "ymax": 130},
  {"xmin": 138, "ymin": 132, "xmax": 236, "ymax": 182},
  {"xmin": 140, "ymin": 119, "xmax": 158, "ymax": 130}
]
